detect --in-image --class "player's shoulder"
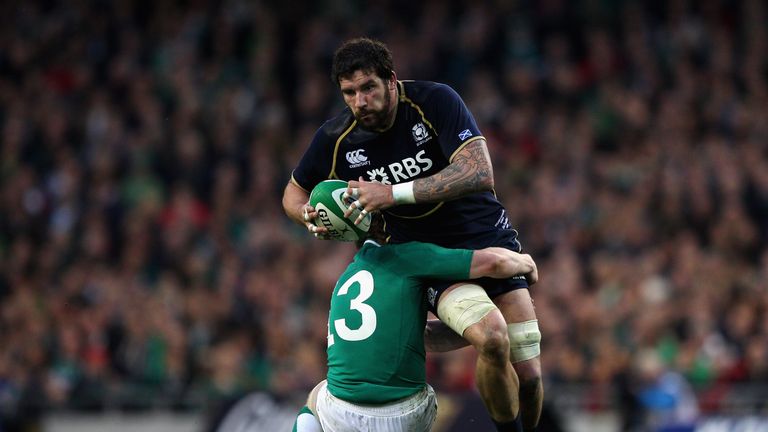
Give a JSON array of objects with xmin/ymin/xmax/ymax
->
[
  {"xmin": 317, "ymin": 108, "xmax": 356, "ymax": 139},
  {"xmin": 380, "ymin": 240, "xmax": 443, "ymax": 257},
  {"xmin": 399, "ymin": 80, "xmax": 459, "ymax": 105},
  {"xmin": 400, "ymin": 81, "xmax": 464, "ymax": 113},
  {"xmin": 359, "ymin": 240, "xmax": 422, "ymax": 259}
]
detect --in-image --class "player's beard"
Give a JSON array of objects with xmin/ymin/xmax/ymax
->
[{"xmin": 356, "ymin": 89, "xmax": 393, "ymax": 131}]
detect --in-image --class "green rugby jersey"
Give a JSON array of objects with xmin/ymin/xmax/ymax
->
[{"xmin": 326, "ymin": 240, "xmax": 472, "ymax": 404}]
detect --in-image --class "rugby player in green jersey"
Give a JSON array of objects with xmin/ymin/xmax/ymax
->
[{"xmin": 293, "ymin": 216, "xmax": 537, "ymax": 432}]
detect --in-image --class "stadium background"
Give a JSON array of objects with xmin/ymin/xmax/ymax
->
[{"xmin": 1, "ymin": 0, "xmax": 767, "ymax": 431}]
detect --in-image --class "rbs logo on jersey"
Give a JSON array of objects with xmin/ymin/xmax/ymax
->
[{"xmin": 365, "ymin": 150, "xmax": 433, "ymax": 185}]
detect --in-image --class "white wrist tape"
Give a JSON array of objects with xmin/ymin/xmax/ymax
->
[{"xmin": 392, "ymin": 181, "xmax": 416, "ymax": 204}]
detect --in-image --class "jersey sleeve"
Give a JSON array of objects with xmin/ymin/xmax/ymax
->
[
  {"xmin": 424, "ymin": 84, "xmax": 483, "ymax": 161},
  {"xmin": 394, "ymin": 242, "xmax": 473, "ymax": 280},
  {"xmin": 291, "ymin": 125, "xmax": 336, "ymax": 192}
]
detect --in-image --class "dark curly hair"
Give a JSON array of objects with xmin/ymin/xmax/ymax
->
[
  {"xmin": 331, "ymin": 37, "xmax": 394, "ymax": 85},
  {"xmin": 356, "ymin": 212, "xmax": 387, "ymax": 248}
]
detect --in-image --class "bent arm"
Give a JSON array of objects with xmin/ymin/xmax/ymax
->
[
  {"xmin": 424, "ymin": 319, "xmax": 471, "ymax": 352},
  {"xmin": 413, "ymin": 139, "xmax": 494, "ymax": 202},
  {"xmin": 345, "ymin": 139, "xmax": 494, "ymax": 218},
  {"xmin": 469, "ymin": 248, "xmax": 538, "ymax": 284},
  {"xmin": 283, "ymin": 181, "xmax": 310, "ymax": 226}
]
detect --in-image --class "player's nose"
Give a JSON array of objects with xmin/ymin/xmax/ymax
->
[{"xmin": 354, "ymin": 92, "xmax": 366, "ymax": 108}]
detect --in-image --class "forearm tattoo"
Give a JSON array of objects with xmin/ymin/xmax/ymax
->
[{"xmin": 413, "ymin": 140, "xmax": 493, "ymax": 202}]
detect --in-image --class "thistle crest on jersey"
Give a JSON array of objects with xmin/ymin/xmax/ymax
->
[{"xmin": 411, "ymin": 122, "xmax": 432, "ymax": 146}]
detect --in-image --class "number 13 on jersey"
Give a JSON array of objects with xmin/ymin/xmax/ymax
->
[{"xmin": 328, "ymin": 270, "xmax": 377, "ymax": 347}]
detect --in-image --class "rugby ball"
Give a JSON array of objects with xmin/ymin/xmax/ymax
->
[{"xmin": 309, "ymin": 179, "xmax": 371, "ymax": 241}]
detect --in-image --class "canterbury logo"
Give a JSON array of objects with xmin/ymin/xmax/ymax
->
[{"xmin": 346, "ymin": 149, "xmax": 368, "ymax": 164}]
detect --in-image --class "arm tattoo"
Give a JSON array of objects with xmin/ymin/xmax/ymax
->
[{"xmin": 413, "ymin": 140, "xmax": 494, "ymax": 202}]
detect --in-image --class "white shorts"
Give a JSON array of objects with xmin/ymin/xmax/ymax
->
[{"xmin": 315, "ymin": 382, "xmax": 437, "ymax": 432}]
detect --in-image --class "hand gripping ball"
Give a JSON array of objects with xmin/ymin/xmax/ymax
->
[{"xmin": 309, "ymin": 179, "xmax": 371, "ymax": 241}]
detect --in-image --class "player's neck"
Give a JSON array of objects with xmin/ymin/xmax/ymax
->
[{"xmin": 373, "ymin": 87, "xmax": 399, "ymax": 132}]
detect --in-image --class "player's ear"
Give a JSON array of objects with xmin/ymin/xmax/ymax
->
[{"xmin": 388, "ymin": 70, "xmax": 397, "ymax": 89}]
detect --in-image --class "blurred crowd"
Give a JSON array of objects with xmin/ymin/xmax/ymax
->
[{"xmin": 1, "ymin": 0, "xmax": 767, "ymax": 429}]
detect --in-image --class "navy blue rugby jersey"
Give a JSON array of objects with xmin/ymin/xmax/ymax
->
[{"xmin": 292, "ymin": 80, "xmax": 512, "ymax": 248}]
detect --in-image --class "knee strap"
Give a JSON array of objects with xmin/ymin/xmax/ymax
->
[
  {"xmin": 508, "ymin": 320, "xmax": 541, "ymax": 363},
  {"xmin": 437, "ymin": 284, "xmax": 498, "ymax": 336}
]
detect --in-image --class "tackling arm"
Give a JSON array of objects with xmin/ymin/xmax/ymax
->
[
  {"xmin": 469, "ymin": 248, "xmax": 538, "ymax": 285},
  {"xmin": 424, "ymin": 248, "xmax": 537, "ymax": 352}
]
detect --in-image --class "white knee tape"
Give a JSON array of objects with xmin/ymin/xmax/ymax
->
[
  {"xmin": 508, "ymin": 320, "xmax": 541, "ymax": 363},
  {"xmin": 436, "ymin": 284, "xmax": 498, "ymax": 336}
]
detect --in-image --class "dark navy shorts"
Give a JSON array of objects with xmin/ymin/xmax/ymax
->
[{"xmin": 424, "ymin": 229, "xmax": 529, "ymax": 314}]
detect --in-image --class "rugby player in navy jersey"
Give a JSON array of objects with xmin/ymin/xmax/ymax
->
[{"xmin": 283, "ymin": 37, "xmax": 542, "ymax": 432}]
